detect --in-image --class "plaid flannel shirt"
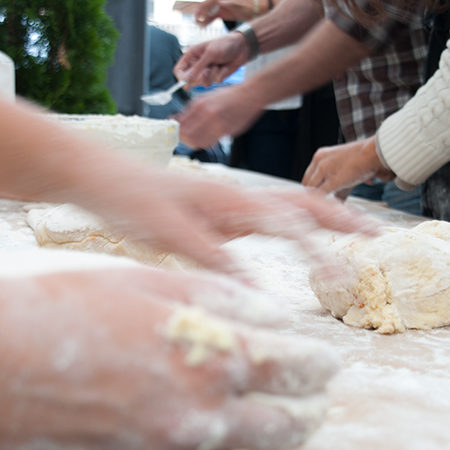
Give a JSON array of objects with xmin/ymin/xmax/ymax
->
[{"xmin": 324, "ymin": 0, "xmax": 428, "ymax": 142}]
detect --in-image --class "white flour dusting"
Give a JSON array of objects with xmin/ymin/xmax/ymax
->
[{"xmin": 1, "ymin": 162, "xmax": 449, "ymax": 449}]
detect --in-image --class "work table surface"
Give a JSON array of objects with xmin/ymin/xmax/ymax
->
[{"xmin": 0, "ymin": 161, "xmax": 448, "ymax": 450}]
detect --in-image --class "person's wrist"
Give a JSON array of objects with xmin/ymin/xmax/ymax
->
[
  {"xmin": 233, "ymin": 22, "xmax": 259, "ymax": 60},
  {"xmin": 233, "ymin": 81, "xmax": 267, "ymax": 112},
  {"xmin": 370, "ymin": 135, "xmax": 395, "ymax": 180}
]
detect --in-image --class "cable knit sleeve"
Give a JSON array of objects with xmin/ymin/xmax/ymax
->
[{"xmin": 376, "ymin": 38, "xmax": 450, "ymax": 190}]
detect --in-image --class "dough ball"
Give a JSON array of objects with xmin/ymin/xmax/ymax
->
[
  {"xmin": 26, "ymin": 203, "xmax": 186, "ymax": 269},
  {"xmin": 310, "ymin": 221, "xmax": 450, "ymax": 334}
]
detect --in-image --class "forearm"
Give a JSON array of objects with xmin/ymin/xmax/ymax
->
[
  {"xmin": 0, "ymin": 272, "xmax": 172, "ymax": 446},
  {"xmin": 0, "ymin": 277, "xmax": 116, "ymax": 443},
  {"xmin": 239, "ymin": 19, "xmax": 369, "ymax": 106},
  {"xmin": 0, "ymin": 98, "xmax": 162, "ymax": 212},
  {"xmin": 377, "ymin": 40, "xmax": 450, "ymax": 189},
  {"xmin": 249, "ymin": 0, "xmax": 323, "ymax": 53}
]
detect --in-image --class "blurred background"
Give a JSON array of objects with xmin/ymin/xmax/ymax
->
[
  {"xmin": 0, "ymin": 0, "xmax": 232, "ymax": 116},
  {"xmin": 0, "ymin": 0, "xmax": 237, "ymax": 162}
]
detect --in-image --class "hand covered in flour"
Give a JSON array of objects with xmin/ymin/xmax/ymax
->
[
  {"xmin": 302, "ymin": 136, "xmax": 395, "ymax": 197},
  {"xmin": 85, "ymin": 169, "xmax": 379, "ymax": 278},
  {"xmin": 0, "ymin": 98, "xmax": 377, "ymax": 278},
  {"xmin": 0, "ymin": 267, "xmax": 339, "ymax": 449},
  {"xmin": 174, "ymin": 32, "xmax": 250, "ymax": 88}
]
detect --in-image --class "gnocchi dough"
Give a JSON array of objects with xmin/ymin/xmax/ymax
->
[
  {"xmin": 310, "ymin": 221, "xmax": 450, "ymax": 334},
  {"xmin": 26, "ymin": 203, "xmax": 185, "ymax": 269}
]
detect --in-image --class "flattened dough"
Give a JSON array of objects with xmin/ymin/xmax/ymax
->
[
  {"xmin": 310, "ymin": 221, "xmax": 450, "ymax": 334},
  {"xmin": 26, "ymin": 203, "xmax": 186, "ymax": 269}
]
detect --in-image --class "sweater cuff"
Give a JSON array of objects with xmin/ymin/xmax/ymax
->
[
  {"xmin": 377, "ymin": 106, "xmax": 450, "ymax": 189},
  {"xmin": 375, "ymin": 134, "xmax": 416, "ymax": 191}
]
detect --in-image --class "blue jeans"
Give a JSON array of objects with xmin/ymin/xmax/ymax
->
[{"xmin": 351, "ymin": 181, "xmax": 423, "ymax": 216}]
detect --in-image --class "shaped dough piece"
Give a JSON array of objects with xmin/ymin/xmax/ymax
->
[
  {"xmin": 310, "ymin": 221, "xmax": 450, "ymax": 334},
  {"xmin": 26, "ymin": 203, "xmax": 185, "ymax": 269}
]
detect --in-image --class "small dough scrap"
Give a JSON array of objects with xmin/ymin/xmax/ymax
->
[
  {"xmin": 166, "ymin": 307, "xmax": 237, "ymax": 366},
  {"xmin": 310, "ymin": 221, "xmax": 450, "ymax": 334},
  {"xmin": 26, "ymin": 203, "xmax": 186, "ymax": 268}
]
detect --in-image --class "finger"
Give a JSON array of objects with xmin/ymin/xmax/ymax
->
[
  {"xmin": 163, "ymin": 306, "xmax": 338, "ymax": 396},
  {"xmin": 173, "ymin": 272, "xmax": 290, "ymax": 328},
  {"xmin": 195, "ymin": 0, "xmax": 220, "ymax": 25},
  {"xmin": 196, "ymin": 11, "xmax": 221, "ymax": 27},
  {"xmin": 174, "ymin": 50, "xmax": 199, "ymax": 80},
  {"xmin": 121, "ymin": 267, "xmax": 290, "ymax": 328},
  {"xmin": 334, "ymin": 186, "xmax": 353, "ymax": 200},
  {"xmin": 301, "ymin": 158, "xmax": 318, "ymax": 186},
  {"xmin": 208, "ymin": 193, "xmax": 337, "ymax": 270},
  {"xmin": 303, "ymin": 163, "xmax": 327, "ymax": 190},
  {"xmin": 268, "ymin": 189, "xmax": 380, "ymax": 237},
  {"xmin": 319, "ymin": 175, "xmax": 351, "ymax": 194},
  {"xmin": 237, "ymin": 327, "xmax": 339, "ymax": 396},
  {"xmin": 198, "ymin": 66, "xmax": 217, "ymax": 87},
  {"xmin": 149, "ymin": 206, "xmax": 246, "ymax": 278},
  {"xmin": 208, "ymin": 65, "xmax": 222, "ymax": 84},
  {"xmin": 187, "ymin": 49, "xmax": 221, "ymax": 85},
  {"xmin": 216, "ymin": 63, "xmax": 238, "ymax": 83},
  {"xmin": 168, "ymin": 393, "xmax": 327, "ymax": 450},
  {"xmin": 220, "ymin": 393, "xmax": 329, "ymax": 449}
]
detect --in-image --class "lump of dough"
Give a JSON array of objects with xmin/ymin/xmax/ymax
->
[
  {"xmin": 310, "ymin": 221, "xmax": 450, "ymax": 334},
  {"xmin": 26, "ymin": 203, "xmax": 186, "ymax": 269}
]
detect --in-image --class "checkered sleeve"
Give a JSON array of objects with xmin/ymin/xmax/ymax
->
[{"xmin": 323, "ymin": 0, "xmax": 425, "ymax": 51}]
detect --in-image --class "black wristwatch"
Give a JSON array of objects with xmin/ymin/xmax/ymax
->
[{"xmin": 234, "ymin": 22, "xmax": 259, "ymax": 60}]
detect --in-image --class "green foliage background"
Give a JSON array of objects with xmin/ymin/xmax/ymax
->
[{"xmin": 0, "ymin": 0, "xmax": 118, "ymax": 113}]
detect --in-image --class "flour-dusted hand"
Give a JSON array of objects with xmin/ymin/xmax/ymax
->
[
  {"xmin": 82, "ymin": 168, "xmax": 379, "ymax": 278},
  {"xmin": 177, "ymin": 83, "xmax": 265, "ymax": 148},
  {"xmin": 0, "ymin": 99, "xmax": 377, "ymax": 279},
  {"xmin": 267, "ymin": 188, "xmax": 379, "ymax": 237},
  {"xmin": 0, "ymin": 267, "xmax": 339, "ymax": 449},
  {"xmin": 174, "ymin": 32, "xmax": 250, "ymax": 87},
  {"xmin": 96, "ymin": 265, "xmax": 292, "ymax": 328},
  {"xmin": 302, "ymin": 136, "xmax": 394, "ymax": 196}
]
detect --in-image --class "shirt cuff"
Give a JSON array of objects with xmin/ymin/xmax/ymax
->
[{"xmin": 375, "ymin": 134, "xmax": 416, "ymax": 191}]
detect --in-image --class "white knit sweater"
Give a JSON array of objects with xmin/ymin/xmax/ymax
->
[{"xmin": 377, "ymin": 38, "xmax": 450, "ymax": 190}]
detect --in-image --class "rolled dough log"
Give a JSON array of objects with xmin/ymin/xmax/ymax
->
[
  {"xmin": 26, "ymin": 203, "xmax": 185, "ymax": 269},
  {"xmin": 310, "ymin": 220, "xmax": 450, "ymax": 334}
]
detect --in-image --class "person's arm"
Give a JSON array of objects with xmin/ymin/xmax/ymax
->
[
  {"xmin": 195, "ymin": 0, "xmax": 321, "ymax": 40},
  {"xmin": 0, "ymin": 265, "xmax": 338, "ymax": 448},
  {"xmin": 251, "ymin": 0, "xmax": 322, "ymax": 53},
  {"xmin": 175, "ymin": 0, "xmax": 323, "ymax": 86},
  {"xmin": 195, "ymin": 0, "xmax": 275, "ymax": 26},
  {"xmin": 377, "ymin": 39, "xmax": 450, "ymax": 190},
  {"xmin": 0, "ymin": 98, "xmax": 377, "ymax": 275},
  {"xmin": 177, "ymin": 18, "xmax": 369, "ymax": 148},
  {"xmin": 302, "ymin": 136, "xmax": 394, "ymax": 194},
  {"xmin": 303, "ymin": 38, "xmax": 450, "ymax": 195},
  {"xmin": 236, "ymin": 18, "xmax": 369, "ymax": 107}
]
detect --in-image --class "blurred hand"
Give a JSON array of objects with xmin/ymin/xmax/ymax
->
[
  {"xmin": 174, "ymin": 33, "xmax": 249, "ymax": 87},
  {"xmin": 195, "ymin": 0, "xmax": 259, "ymax": 27},
  {"xmin": 176, "ymin": 84, "xmax": 264, "ymax": 148},
  {"xmin": 92, "ymin": 167, "xmax": 378, "ymax": 279},
  {"xmin": 0, "ymin": 267, "xmax": 339, "ymax": 449},
  {"xmin": 0, "ymin": 98, "xmax": 378, "ymax": 280},
  {"xmin": 302, "ymin": 136, "xmax": 395, "ymax": 197}
]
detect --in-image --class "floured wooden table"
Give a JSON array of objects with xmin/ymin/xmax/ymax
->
[{"xmin": 0, "ymin": 161, "xmax": 448, "ymax": 450}]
